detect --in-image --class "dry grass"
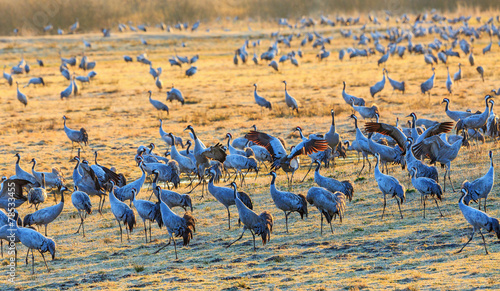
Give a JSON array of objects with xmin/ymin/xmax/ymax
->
[{"xmin": 1, "ymin": 12, "xmax": 500, "ymax": 290}]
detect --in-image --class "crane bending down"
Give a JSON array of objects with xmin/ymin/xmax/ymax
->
[{"xmin": 226, "ymin": 182, "xmax": 273, "ymax": 251}]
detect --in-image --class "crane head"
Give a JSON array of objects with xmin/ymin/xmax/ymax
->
[
  {"xmin": 349, "ymin": 114, "xmax": 357, "ymax": 120},
  {"xmin": 14, "ymin": 153, "xmax": 20, "ymax": 158},
  {"xmin": 30, "ymin": 158, "xmax": 36, "ymax": 164},
  {"xmin": 442, "ymin": 98, "xmax": 449, "ymax": 104},
  {"xmin": 253, "ymin": 83, "xmax": 257, "ymax": 87},
  {"xmin": 294, "ymin": 126, "xmax": 302, "ymax": 132},
  {"xmin": 184, "ymin": 125, "xmax": 193, "ymax": 131},
  {"xmin": 226, "ymin": 133, "xmax": 232, "ymax": 139},
  {"xmin": 149, "ymin": 143, "xmax": 155, "ymax": 149},
  {"xmin": 485, "ymin": 95, "xmax": 493, "ymax": 101}
]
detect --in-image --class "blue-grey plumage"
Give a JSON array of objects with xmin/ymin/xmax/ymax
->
[
  {"xmin": 457, "ymin": 188, "xmax": 500, "ymax": 254},
  {"xmin": 306, "ymin": 187, "xmax": 346, "ymax": 235}
]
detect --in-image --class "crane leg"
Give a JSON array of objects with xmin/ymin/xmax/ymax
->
[
  {"xmin": 484, "ymin": 199, "xmax": 487, "ymax": 212},
  {"xmin": 250, "ymin": 230, "xmax": 256, "ymax": 251},
  {"xmin": 443, "ymin": 170, "xmax": 448, "ymax": 192},
  {"xmin": 320, "ymin": 212, "xmax": 323, "ymax": 236},
  {"xmin": 82, "ymin": 216, "xmax": 85, "ymax": 237},
  {"xmin": 397, "ymin": 198, "xmax": 403, "ymax": 219},
  {"xmin": 45, "ymin": 224, "xmax": 47, "ymax": 236},
  {"xmin": 118, "ymin": 220, "xmax": 123, "ymax": 242},
  {"xmin": 284, "ymin": 211, "xmax": 289, "ymax": 233},
  {"xmin": 144, "ymin": 221, "xmax": 148, "ymax": 243},
  {"xmin": 479, "ymin": 229, "xmax": 489, "ymax": 254},
  {"xmin": 447, "ymin": 167, "xmax": 455, "ymax": 192},
  {"xmin": 149, "ymin": 220, "xmax": 152, "ymax": 242},
  {"xmin": 434, "ymin": 198, "xmax": 444, "ymax": 217},
  {"xmin": 423, "ymin": 197, "xmax": 426, "ymax": 219},
  {"xmin": 227, "ymin": 228, "xmax": 246, "ymax": 248},
  {"xmin": 25, "ymin": 248, "xmax": 30, "ymax": 265},
  {"xmin": 172, "ymin": 236, "xmax": 178, "ymax": 260},
  {"xmin": 381, "ymin": 194, "xmax": 386, "ymax": 219},
  {"xmin": 31, "ymin": 249, "xmax": 35, "ymax": 275},
  {"xmin": 75, "ymin": 212, "xmax": 83, "ymax": 234},
  {"xmin": 153, "ymin": 236, "xmax": 171, "ymax": 254},
  {"xmin": 227, "ymin": 208, "xmax": 231, "ymax": 230},
  {"xmin": 456, "ymin": 229, "xmax": 475, "ymax": 253},
  {"xmin": 0, "ymin": 240, "xmax": 2, "ymax": 258},
  {"xmin": 40, "ymin": 251, "xmax": 50, "ymax": 272},
  {"xmin": 329, "ymin": 221, "xmax": 333, "ymax": 234},
  {"xmin": 300, "ymin": 163, "xmax": 314, "ymax": 182}
]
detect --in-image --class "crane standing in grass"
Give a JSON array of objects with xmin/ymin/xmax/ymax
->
[
  {"xmin": 108, "ymin": 181, "xmax": 136, "ymax": 242},
  {"xmin": 457, "ymin": 188, "xmax": 500, "ymax": 254},
  {"xmin": 373, "ymin": 153, "xmax": 405, "ymax": 219},
  {"xmin": 226, "ymin": 182, "xmax": 273, "ymax": 251}
]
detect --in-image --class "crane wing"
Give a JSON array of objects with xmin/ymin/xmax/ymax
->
[
  {"xmin": 289, "ymin": 138, "xmax": 329, "ymax": 160},
  {"xmin": 364, "ymin": 122, "xmax": 407, "ymax": 150},
  {"xmin": 245, "ymin": 131, "xmax": 286, "ymax": 160},
  {"xmin": 201, "ymin": 143, "xmax": 227, "ymax": 163}
]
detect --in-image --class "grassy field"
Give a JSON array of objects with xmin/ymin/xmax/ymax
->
[{"xmin": 1, "ymin": 13, "xmax": 500, "ymax": 290}]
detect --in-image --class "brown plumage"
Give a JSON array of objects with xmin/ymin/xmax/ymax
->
[{"xmin": 182, "ymin": 212, "xmax": 196, "ymax": 245}]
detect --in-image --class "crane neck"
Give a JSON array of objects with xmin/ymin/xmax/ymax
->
[
  {"xmin": 314, "ymin": 162, "xmax": 321, "ymax": 172},
  {"xmin": 169, "ymin": 134, "xmax": 175, "ymax": 147},
  {"xmin": 331, "ymin": 112, "xmax": 335, "ymax": 126},
  {"xmin": 60, "ymin": 188, "xmax": 65, "ymax": 203},
  {"xmin": 15, "ymin": 155, "xmax": 20, "ymax": 164},
  {"xmin": 270, "ymin": 174, "xmax": 276, "ymax": 185},
  {"xmin": 94, "ymin": 152, "xmax": 99, "ymax": 165},
  {"xmin": 343, "ymin": 82, "xmax": 346, "ymax": 91},
  {"xmin": 297, "ymin": 129, "xmax": 305, "ymax": 140},
  {"xmin": 186, "ymin": 143, "xmax": 191, "ymax": 153},
  {"xmin": 189, "ymin": 128, "xmax": 197, "ymax": 140},
  {"xmin": 74, "ymin": 158, "xmax": 80, "ymax": 170},
  {"xmin": 31, "ymin": 160, "xmax": 36, "ymax": 170},
  {"xmin": 353, "ymin": 117, "xmax": 358, "ymax": 129}
]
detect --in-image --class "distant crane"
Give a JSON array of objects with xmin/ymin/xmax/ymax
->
[
  {"xmin": 283, "ymin": 81, "xmax": 299, "ymax": 113},
  {"xmin": 148, "ymin": 90, "xmax": 169, "ymax": 117},
  {"xmin": 63, "ymin": 115, "xmax": 89, "ymax": 151},
  {"xmin": 16, "ymin": 81, "xmax": 27, "ymax": 106},
  {"xmin": 253, "ymin": 84, "xmax": 272, "ymax": 111},
  {"xmin": 369, "ymin": 68, "xmax": 386, "ymax": 97},
  {"xmin": 373, "ymin": 153, "xmax": 405, "ymax": 218},
  {"xmin": 420, "ymin": 67, "xmax": 435, "ymax": 95}
]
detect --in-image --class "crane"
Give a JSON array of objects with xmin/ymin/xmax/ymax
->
[
  {"xmin": 16, "ymin": 81, "xmax": 27, "ymax": 106},
  {"xmin": 23, "ymin": 186, "xmax": 67, "ymax": 236},
  {"xmin": 71, "ymin": 186, "xmax": 92, "ymax": 237},
  {"xmin": 132, "ymin": 188, "xmax": 163, "ymax": 243},
  {"xmin": 63, "ymin": 115, "xmax": 88, "ymax": 151},
  {"xmin": 373, "ymin": 153, "xmax": 405, "ymax": 218},
  {"xmin": 342, "ymin": 81, "xmax": 365, "ymax": 106},
  {"xmin": 253, "ymin": 84, "xmax": 272, "ymax": 111},
  {"xmin": 17, "ymin": 227, "xmax": 56, "ymax": 274},
  {"xmin": 283, "ymin": 81, "xmax": 299, "ymax": 113},
  {"xmin": 461, "ymin": 151, "xmax": 494, "ymax": 212},
  {"xmin": 226, "ymin": 182, "xmax": 273, "ymax": 251},
  {"xmin": 410, "ymin": 167, "xmax": 443, "ymax": 218},
  {"xmin": 148, "ymin": 90, "xmax": 169, "ymax": 117},
  {"xmin": 369, "ymin": 68, "xmax": 386, "ymax": 98},
  {"xmin": 306, "ymin": 187, "xmax": 346, "ymax": 235},
  {"xmin": 456, "ymin": 188, "xmax": 500, "ymax": 254},
  {"xmin": 108, "ymin": 181, "xmax": 136, "ymax": 242}
]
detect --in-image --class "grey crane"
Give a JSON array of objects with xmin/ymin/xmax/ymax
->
[
  {"xmin": 72, "ymin": 74, "xmax": 79, "ymax": 95},
  {"xmin": 71, "ymin": 186, "xmax": 92, "ymax": 237},
  {"xmin": 477, "ymin": 66, "xmax": 484, "ymax": 82},
  {"xmin": 148, "ymin": 90, "xmax": 169, "ymax": 117},
  {"xmin": 69, "ymin": 18, "xmax": 79, "ymax": 33},
  {"xmin": 370, "ymin": 68, "xmax": 386, "ymax": 98},
  {"xmin": 167, "ymin": 133, "xmax": 196, "ymax": 175},
  {"xmin": 377, "ymin": 52, "xmax": 389, "ymax": 66},
  {"xmin": 140, "ymin": 159, "xmax": 180, "ymax": 189},
  {"xmin": 342, "ymin": 81, "xmax": 365, "ymax": 106},
  {"xmin": 190, "ymin": 54, "xmax": 199, "ymax": 63},
  {"xmin": 27, "ymin": 173, "xmax": 47, "ymax": 210},
  {"xmin": 132, "ymin": 188, "xmax": 163, "ymax": 243},
  {"xmin": 24, "ymin": 186, "xmax": 67, "ymax": 236},
  {"xmin": 24, "ymin": 77, "xmax": 45, "ymax": 88},
  {"xmin": 3, "ymin": 65, "xmax": 13, "ymax": 86},
  {"xmin": 386, "ymin": 70, "xmax": 405, "ymax": 94},
  {"xmin": 405, "ymin": 138, "xmax": 439, "ymax": 182},
  {"xmin": 324, "ymin": 109, "xmax": 341, "ymax": 155},
  {"xmin": 456, "ymin": 96, "xmax": 493, "ymax": 138},
  {"xmin": 420, "ymin": 67, "xmax": 435, "ymax": 95},
  {"xmin": 13, "ymin": 153, "xmax": 39, "ymax": 186},
  {"xmin": 166, "ymin": 85, "xmax": 185, "ymax": 105},
  {"xmin": 153, "ymin": 191, "xmax": 195, "ymax": 259},
  {"xmin": 306, "ymin": 187, "xmax": 346, "ymax": 235},
  {"xmin": 350, "ymin": 99, "xmax": 379, "ymax": 119},
  {"xmin": 0, "ymin": 209, "xmax": 21, "ymax": 259},
  {"xmin": 16, "ymin": 81, "xmax": 27, "ymax": 106},
  {"xmin": 446, "ymin": 67, "xmax": 453, "ymax": 94},
  {"xmin": 462, "ymin": 151, "xmax": 494, "ymax": 212},
  {"xmin": 283, "ymin": 81, "xmax": 299, "ymax": 113},
  {"xmin": 73, "ymin": 158, "xmax": 106, "ymax": 214},
  {"xmin": 268, "ymin": 60, "xmax": 278, "ymax": 71},
  {"xmin": 60, "ymin": 78, "xmax": 73, "ymax": 99},
  {"xmin": 207, "ymin": 169, "xmax": 253, "ymax": 229},
  {"xmin": 226, "ymin": 182, "xmax": 273, "ymax": 251},
  {"xmin": 485, "ymin": 101, "xmax": 498, "ymax": 138},
  {"xmin": 491, "ymin": 88, "xmax": 500, "ymax": 96},
  {"xmin": 63, "ymin": 115, "xmax": 88, "ymax": 150},
  {"xmin": 367, "ymin": 133, "xmax": 405, "ymax": 173},
  {"xmin": 149, "ymin": 64, "xmax": 160, "ymax": 79},
  {"xmin": 152, "ymin": 177, "xmax": 192, "ymax": 212},
  {"xmin": 17, "ymin": 226, "xmax": 55, "ymax": 274},
  {"xmin": 226, "ymin": 133, "xmax": 246, "ymax": 156},
  {"xmin": 453, "ymin": 63, "xmax": 462, "ymax": 82},
  {"xmin": 442, "ymin": 98, "xmax": 473, "ymax": 122},
  {"xmin": 113, "ymin": 164, "xmax": 146, "ymax": 205},
  {"xmin": 93, "ymin": 151, "xmax": 126, "ymax": 189},
  {"xmin": 245, "ymin": 129, "xmax": 327, "ymax": 171},
  {"xmin": 185, "ymin": 66, "xmax": 197, "ymax": 77},
  {"xmin": 155, "ymin": 76, "xmax": 163, "ymax": 91},
  {"xmin": 410, "ymin": 167, "xmax": 443, "ymax": 218},
  {"xmin": 350, "ymin": 114, "xmax": 373, "ymax": 175},
  {"xmin": 483, "ymin": 42, "xmax": 492, "ymax": 55},
  {"xmin": 313, "ymin": 161, "xmax": 354, "ymax": 202},
  {"xmin": 469, "ymin": 50, "xmax": 475, "ymax": 66},
  {"xmin": 268, "ymin": 171, "xmax": 307, "ymax": 232},
  {"xmin": 108, "ymin": 181, "xmax": 136, "ymax": 242},
  {"xmin": 253, "ymin": 84, "xmax": 272, "ymax": 111},
  {"xmin": 224, "ymin": 153, "xmax": 258, "ymax": 186},
  {"xmin": 456, "ymin": 188, "xmax": 500, "ymax": 254},
  {"xmin": 159, "ymin": 119, "xmax": 184, "ymax": 148},
  {"xmin": 30, "ymin": 159, "xmax": 65, "ymax": 190},
  {"xmin": 124, "ymin": 55, "xmax": 133, "ymax": 62},
  {"xmin": 374, "ymin": 153, "xmax": 405, "ymax": 219}
]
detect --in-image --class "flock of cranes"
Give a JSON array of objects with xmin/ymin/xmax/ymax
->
[{"xmin": 2, "ymin": 10, "xmax": 500, "ymax": 280}]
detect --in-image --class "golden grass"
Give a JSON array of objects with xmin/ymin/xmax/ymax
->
[{"xmin": 1, "ymin": 14, "xmax": 500, "ymax": 290}]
